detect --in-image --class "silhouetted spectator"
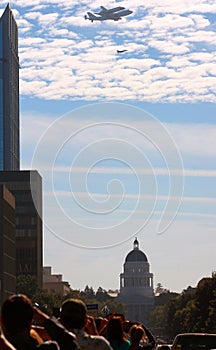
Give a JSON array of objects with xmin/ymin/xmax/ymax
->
[
  {"xmin": 1, "ymin": 294, "xmax": 79, "ymax": 350},
  {"xmin": 129, "ymin": 324, "xmax": 155, "ymax": 350},
  {"xmin": 0, "ymin": 327, "xmax": 16, "ymax": 350},
  {"xmin": 107, "ymin": 316, "xmax": 130, "ymax": 350},
  {"xmin": 60, "ymin": 298, "xmax": 112, "ymax": 350}
]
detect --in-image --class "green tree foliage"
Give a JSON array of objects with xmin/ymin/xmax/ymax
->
[
  {"xmin": 16, "ymin": 275, "xmax": 62, "ymax": 315},
  {"xmin": 68, "ymin": 286, "xmax": 125, "ymax": 316},
  {"xmin": 149, "ymin": 305, "xmax": 167, "ymax": 337},
  {"xmin": 82, "ymin": 285, "xmax": 95, "ymax": 298},
  {"xmin": 33, "ymin": 289, "xmax": 62, "ymax": 315},
  {"xmin": 15, "ymin": 278, "xmax": 126, "ymax": 320},
  {"xmin": 96, "ymin": 287, "xmax": 109, "ymax": 301},
  {"xmin": 151, "ymin": 275, "xmax": 216, "ymax": 339},
  {"xmin": 193, "ymin": 275, "xmax": 216, "ymax": 332},
  {"xmin": 155, "ymin": 290, "xmax": 179, "ymax": 307},
  {"xmin": 16, "ymin": 274, "xmax": 40, "ymax": 298}
]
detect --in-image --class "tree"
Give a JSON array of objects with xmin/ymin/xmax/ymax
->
[
  {"xmin": 33, "ymin": 289, "xmax": 61, "ymax": 315},
  {"xmin": 16, "ymin": 275, "xmax": 39, "ymax": 298},
  {"xmin": 16, "ymin": 274, "xmax": 62, "ymax": 315},
  {"xmin": 96, "ymin": 287, "xmax": 110, "ymax": 301},
  {"xmin": 82, "ymin": 285, "xmax": 95, "ymax": 298},
  {"xmin": 194, "ymin": 276, "xmax": 216, "ymax": 332}
]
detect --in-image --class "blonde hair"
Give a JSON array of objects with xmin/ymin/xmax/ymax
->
[{"xmin": 30, "ymin": 328, "xmax": 43, "ymax": 345}]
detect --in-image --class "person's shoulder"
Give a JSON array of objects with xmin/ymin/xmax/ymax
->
[
  {"xmin": 38, "ymin": 340, "xmax": 60, "ymax": 350},
  {"xmin": 120, "ymin": 339, "xmax": 130, "ymax": 350},
  {"xmin": 138, "ymin": 344, "xmax": 153, "ymax": 350},
  {"xmin": 90, "ymin": 335, "xmax": 112, "ymax": 350}
]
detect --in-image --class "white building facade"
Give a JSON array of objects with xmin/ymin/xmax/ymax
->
[{"xmin": 119, "ymin": 238, "xmax": 154, "ymax": 325}]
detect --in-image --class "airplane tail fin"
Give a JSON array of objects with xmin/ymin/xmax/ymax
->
[
  {"xmin": 86, "ymin": 12, "xmax": 98, "ymax": 20},
  {"xmin": 100, "ymin": 6, "xmax": 107, "ymax": 10}
]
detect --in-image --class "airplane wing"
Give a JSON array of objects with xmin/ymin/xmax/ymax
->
[{"xmin": 111, "ymin": 9, "xmax": 133, "ymax": 20}]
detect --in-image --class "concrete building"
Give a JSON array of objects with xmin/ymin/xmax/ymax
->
[
  {"xmin": 119, "ymin": 238, "xmax": 154, "ymax": 325},
  {"xmin": 0, "ymin": 4, "xmax": 20, "ymax": 171},
  {"xmin": 43, "ymin": 266, "xmax": 71, "ymax": 296},
  {"xmin": 0, "ymin": 171, "xmax": 43, "ymax": 288},
  {"xmin": 0, "ymin": 185, "xmax": 16, "ymax": 304}
]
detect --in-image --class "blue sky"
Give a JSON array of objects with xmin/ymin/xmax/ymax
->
[{"xmin": 1, "ymin": 0, "xmax": 216, "ymax": 293}]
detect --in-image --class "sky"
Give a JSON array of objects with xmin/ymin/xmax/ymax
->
[{"xmin": 1, "ymin": 0, "xmax": 216, "ymax": 293}]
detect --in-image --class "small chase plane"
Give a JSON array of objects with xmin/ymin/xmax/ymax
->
[{"xmin": 85, "ymin": 6, "xmax": 133, "ymax": 22}]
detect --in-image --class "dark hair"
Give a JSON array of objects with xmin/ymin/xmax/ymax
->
[
  {"xmin": 52, "ymin": 307, "xmax": 60, "ymax": 318},
  {"xmin": 60, "ymin": 299, "xmax": 87, "ymax": 330},
  {"xmin": 1, "ymin": 294, "xmax": 34, "ymax": 334},
  {"xmin": 107, "ymin": 317, "xmax": 126, "ymax": 346},
  {"xmin": 94, "ymin": 317, "xmax": 103, "ymax": 331}
]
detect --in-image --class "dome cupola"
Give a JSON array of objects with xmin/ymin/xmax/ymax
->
[{"xmin": 125, "ymin": 238, "xmax": 148, "ymax": 262}]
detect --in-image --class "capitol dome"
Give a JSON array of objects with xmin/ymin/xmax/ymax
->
[
  {"xmin": 125, "ymin": 238, "xmax": 148, "ymax": 262},
  {"xmin": 119, "ymin": 237, "xmax": 154, "ymax": 325}
]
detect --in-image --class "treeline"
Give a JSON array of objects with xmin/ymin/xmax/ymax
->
[
  {"xmin": 150, "ymin": 273, "xmax": 216, "ymax": 338},
  {"xmin": 16, "ymin": 275, "xmax": 125, "ymax": 316},
  {"xmin": 15, "ymin": 272, "xmax": 216, "ymax": 338}
]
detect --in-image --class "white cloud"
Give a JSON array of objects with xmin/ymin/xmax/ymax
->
[
  {"xmin": 38, "ymin": 12, "xmax": 59, "ymax": 26},
  {"xmin": 24, "ymin": 11, "xmax": 42, "ymax": 20},
  {"xmin": 7, "ymin": 0, "xmax": 213, "ymax": 102}
]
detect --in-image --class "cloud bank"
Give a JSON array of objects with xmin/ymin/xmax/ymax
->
[{"xmin": 1, "ymin": 0, "xmax": 215, "ymax": 102}]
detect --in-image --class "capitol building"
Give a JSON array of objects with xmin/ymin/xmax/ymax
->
[{"xmin": 118, "ymin": 238, "xmax": 154, "ymax": 325}]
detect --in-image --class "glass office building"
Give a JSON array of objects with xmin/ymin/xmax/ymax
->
[
  {"xmin": 0, "ymin": 171, "xmax": 43, "ymax": 288},
  {"xmin": 0, "ymin": 185, "xmax": 16, "ymax": 304},
  {"xmin": 0, "ymin": 4, "xmax": 19, "ymax": 170}
]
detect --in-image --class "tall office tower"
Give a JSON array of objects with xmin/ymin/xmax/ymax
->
[
  {"xmin": 0, "ymin": 185, "xmax": 16, "ymax": 304},
  {"xmin": 0, "ymin": 171, "xmax": 43, "ymax": 288},
  {"xmin": 0, "ymin": 4, "xmax": 20, "ymax": 170}
]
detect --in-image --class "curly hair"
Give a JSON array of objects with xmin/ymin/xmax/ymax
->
[{"xmin": 129, "ymin": 324, "xmax": 146, "ymax": 343}]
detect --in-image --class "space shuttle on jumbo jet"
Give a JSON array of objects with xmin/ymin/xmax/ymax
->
[{"xmin": 84, "ymin": 6, "xmax": 133, "ymax": 22}]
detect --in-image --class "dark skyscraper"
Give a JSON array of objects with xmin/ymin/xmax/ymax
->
[
  {"xmin": 0, "ymin": 171, "xmax": 43, "ymax": 288},
  {"xmin": 0, "ymin": 5, "xmax": 43, "ymax": 289},
  {"xmin": 0, "ymin": 184, "xmax": 16, "ymax": 303},
  {"xmin": 0, "ymin": 4, "xmax": 20, "ymax": 170}
]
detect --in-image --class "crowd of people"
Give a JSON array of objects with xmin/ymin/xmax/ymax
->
[{"xmin": 0, "ymin": 294, "xmax": 156, "ymax": 350}]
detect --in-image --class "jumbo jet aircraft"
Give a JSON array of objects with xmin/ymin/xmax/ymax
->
[{"xmin": 84, "ymin": 6, "xmax": 133, "ymax": 22}]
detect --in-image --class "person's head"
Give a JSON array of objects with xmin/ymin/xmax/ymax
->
[
  {"xmin": 123, "ymin": 320, "xmax": 134, "ymax": 333},
  {"xmin": 1, "ymin": 294, "xmax": 34, "ymax": 335},
  {"xmin": 129, "ymin": 324, "xmax": 146, "ymax": 343},
  {"xmin": 159, "ymin": 346, "xmax": 171, "ymax": 350},
  {"xmin": 60, "ymin": 299, "xmax": 87, "ymax": 330},
  {"xmin": 107, "ymin": 316, "xmax": 125, "ymax": 344}
]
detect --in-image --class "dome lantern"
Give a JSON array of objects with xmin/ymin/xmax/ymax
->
[
  {"xmin": 134, "ymin": 237, "xmax": 139, "ymax": 250},
  {"xmin": 125, "ymin": 238, "xmax": 148, "ymax": 262}
]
